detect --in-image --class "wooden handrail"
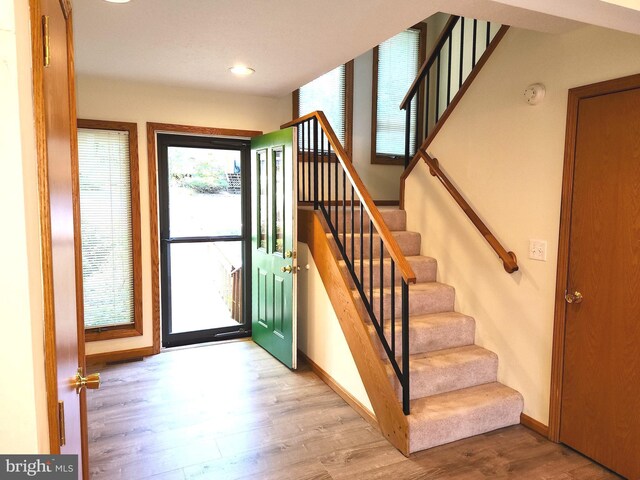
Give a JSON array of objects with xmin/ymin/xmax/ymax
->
[
  {"xmin": 418, "ymin": 151, "xmax": 518, "ymax": 273},
  {"xmin": 400, "ymin": 15, "xmax": 460, "ymax": 111},
  {"xmin": 282, "ymin": 111, "xmax": 417, "ymax": 284}
]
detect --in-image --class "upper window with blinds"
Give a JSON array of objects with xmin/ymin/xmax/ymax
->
[
  {"xmin": 294, "ymin": 61, "xmax": 354, "ymax": 155},
  {"xmin": 372, "ymin": 24, "xmax": 426, "ymax": 164},
  {"xmin": 77, "ymin": 120, "xmax": 142, "ymax": 340}
]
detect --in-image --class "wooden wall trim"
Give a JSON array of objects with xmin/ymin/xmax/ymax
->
[
  {"xmin": 298, "ymin": 208, "xmax": 409, "ymax": 455},
  {"xmin": 520, "ymin": 413, "xmax": 549, "ymax": 438},
  {"xmin": 86, "ymin": 346, "xmax": 155, "ymax": 366},
  {"xmin": 549, "ymin": 72, "xmax": 640, "ymax": 443},
  {"xmin": 146, "ymin": 122, "xmax": 263, "ymax": 354},
  {"xmin": 298, "ymin": 350, "xmax": 379, "ymax": 431}
]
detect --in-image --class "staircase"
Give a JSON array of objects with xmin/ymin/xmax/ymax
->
[
  {"xmin": 286, "ymin": 12, "xmax": 520, "ymax": 457},
  {"xmin": 328, "ymin": 207, "xmax": 522, "ymax": 453}
]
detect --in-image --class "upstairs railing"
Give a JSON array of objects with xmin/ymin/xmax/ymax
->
[
  {"xmin": 282, "ymin": 111, "xmax": 417, "ymax": 414},
  {"xmin": 399, "ymin": 15, "xmax": 517, "ymax": 273},
  {"xmin": 401, "ymin": 16, "xmax": 509, "ymax": 166}
]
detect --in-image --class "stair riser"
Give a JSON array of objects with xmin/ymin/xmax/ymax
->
[
  {"xmin": 367, "ymin": 287, "xmax": 455, "ymax": 319},
  {"xmin": 340, "ymin": 259, "xmax": 437, "ymax": 289},
  {"xmin": 408, "ymin": 387, "xmax": 524, "ymax": 453},
  {"xmin": 370, "ymin": 321, "xmax": 476, "ymax": 358},
  {"xmin": 333, "ymin": 234, "xmax": 421, "ymax": 260},
  {"xmin": 319, "ymin": 209, "xmax": 406, "ymax": 233},
  {"xmin": 390, "ymin": 355, "xmax": 498, "ymax": 400}
]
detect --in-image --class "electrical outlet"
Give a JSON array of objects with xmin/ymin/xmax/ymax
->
[{"xmin": 529, "ymin": 239, "xmax": 547, "ymax": 261}]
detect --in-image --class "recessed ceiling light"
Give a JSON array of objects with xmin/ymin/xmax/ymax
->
[
  {"xmin": 229, "ymin": 65, "xmax": 255, "ymax": 76},
  {"xmin": 104, "ymin": 0, "xmax": 131, "ymax": 3}
]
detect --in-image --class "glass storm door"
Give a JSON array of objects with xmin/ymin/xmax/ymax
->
[
  {"xmin": 158, "ymin": 133, "xmax": 251, "ymax": 348},
  {"xmin": 251, "ymin": 128, "xmax": 298, "ymax": 368}
]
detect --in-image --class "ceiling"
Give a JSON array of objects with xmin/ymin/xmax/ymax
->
[{"xmin": 73, "ymin": 0, "xmax": 640, "ymax": 97}]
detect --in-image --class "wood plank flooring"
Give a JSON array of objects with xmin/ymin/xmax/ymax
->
[{"xmin": 87, "ymin": 340, "xmax": 621, "ymax": 480}]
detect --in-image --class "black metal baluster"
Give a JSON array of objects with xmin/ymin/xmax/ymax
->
[
  {"xmin": 459, "ymin": 17, "xmax": 465, "ymax": 88},
  {"xmin": 334, "ymin": 149, "xmax": 339, "ymax": 235},
  {"xmin": 313, "ymin": 118, "xmax": 318, "ymax": 209},
  {"xmin": 351, "ymin": 186, "xmax": 354, "ymax": 264},
  {"xmin": 472, "ymin": 19, "xmax": 478, "ymax": 67},
  {"xmin": 402, "ymin": 279, "xmax": 410, "ymax": 414},
  {"xmin": 342, "ymin": 169, "xmax": 346, "ymax": 248},
  {"xmin": 425, "ymin": 71, "xmax": 430, "ymax": 138},
  {"xmin": 447, "ymin": 33, "xmax": 452, "ymax": 107},
  {"xmin": 327, "ymin": 144, "xmax": 332, "ymax": 225},
  {"xmin": 391, "ymin": 260, "xmax": 396, "ymax": 357},
  {"xmin": 306, "ymin": 120, "xmax": 311, "ymax": 202},
  {"xmin": 486, "ymin": 21, "xmax": 491, "ymax": 48},
  {"xmin": 379, "ymin": 238, "xmax": 384, "ymax": 334},
  {"xmin": 359, "ymin": 207, "xmax": 364, "ymax": 285},
  {"xmin": 435, "ymin": 53, "xmax": 441, "ymax": 122},
  {"xmin": 297, "ymin": 129, "xmax": 301, "ymax": 202},
  {"xmin": 369, "ymin": 219, "xmax": 374, "ymax": 317},
  {"xmin": 320, "ymin": 129, "xmax": 325, "ymax": 205},
  {"xmin": 405, "ymin": 103, "xmax": 411, "ymax": 169}
]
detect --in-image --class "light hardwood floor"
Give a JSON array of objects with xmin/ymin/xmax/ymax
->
[{"xmin": 87, "ymin": 340, "xmax": 621, "ymax": 480}]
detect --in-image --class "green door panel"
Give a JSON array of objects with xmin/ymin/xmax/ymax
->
[{"xmin": 251, "ymin": 128, "xmax": 297, "ymax": 368}]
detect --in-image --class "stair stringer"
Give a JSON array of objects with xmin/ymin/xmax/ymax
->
[{"xmin": 298, "ymin": 208, "xmax": 410, "ymax": 455}]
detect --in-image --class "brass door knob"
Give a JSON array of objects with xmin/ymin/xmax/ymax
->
[
  {"xmin": 565, "ymin": 291, "xmax": 583, "ymax": 304},
  {"xmin": 74, "ymin": 369, "xmax": 101, "ymax": 393},
  {"xmin": 281, "ymin": 265, "xmax": 293, "ymax": 274}
]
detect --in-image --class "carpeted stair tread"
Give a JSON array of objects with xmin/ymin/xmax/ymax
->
[
  {"xmin": 368, "ymin": 312, "xmax": 476, "ymax": 357},
  {"xmin": 339, "ymin": 255, "xmax": 437, "ymax": 288},
  {"xmin": 360, "ymin": 282, "xmax": 455, "ymax": 318},
  {"xmin": 327, "ymin": 230, "xmax": 421, "ymax": 259},
  {"xmin": 387, "ymin": 345, "xmax": 498, "ymax": 400},
  {"xmin": 408, "ymin": 382, "xmax": 524, "ymax": 453}
]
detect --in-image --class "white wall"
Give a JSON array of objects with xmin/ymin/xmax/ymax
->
[
  {"xmin": 296, "ymin": 243, "xmax": 373, "ymax": 414},
  {"xmin": 405, "ymin": 25, "xmax": 640, "ymax": 424},
  {"xmin": 77, "ymin": 76, "xmax": 291, "ymax": 355},
  {"xmin": 0, "ymin": 0, "xmax": 50, "ymax": 452}
]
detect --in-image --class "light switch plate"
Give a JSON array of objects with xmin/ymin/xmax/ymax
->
[{"xmin": 529, "ymin": 239, "xmax": 547, "ymax": 261}]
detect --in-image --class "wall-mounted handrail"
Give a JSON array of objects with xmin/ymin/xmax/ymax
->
[
  {"xmin": 282, "ymin": 111, "xmax": 415, "ymax": 414},
  {"xmin": 419, "ymin": 151, "xmax": 518, "ymax": 273}
]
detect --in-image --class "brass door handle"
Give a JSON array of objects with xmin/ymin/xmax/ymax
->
[
  {"xmin": 281, "ymin": 265, "xmax": 293, "ymax": 274},
  {"xmin": 565, "ymin": 291, "xmax": 583, "ymax": 304},
  {"xmin": 74, "ymin": 369, "xmax": 101, "ymax": 393}
]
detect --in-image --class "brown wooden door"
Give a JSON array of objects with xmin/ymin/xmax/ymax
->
[
  {"xmin": 560, "ymin": 79, "xmax": 640, "ymax": 479},
  {"xmin": 35, "ymin": 0, "xmax": 87, "ymax": 476}
]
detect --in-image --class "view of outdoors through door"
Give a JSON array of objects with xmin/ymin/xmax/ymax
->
[{"xmin": 159, "ymin": 135, "xmax": 250, "ymax": 347}]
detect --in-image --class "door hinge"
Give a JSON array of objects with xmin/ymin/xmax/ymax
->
[
  {"xmin": 42, "ymin": 15, "xmax": 51, "ymax": 67},
  {"xmin": 58, "ymin": 401, "xmax": 66, "ymax": 446}
]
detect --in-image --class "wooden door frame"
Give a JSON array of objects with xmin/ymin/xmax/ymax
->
[
  {"xmin": 146, "ymin": 123, "xmax": 262, "ymax": 353},
  {"xmin": 30, "ymin": 0, "xmax": 89, "ymax": 477},
  {"xmin": 548, "ymin": 72, "xmax": 640, "ymax": 442}
]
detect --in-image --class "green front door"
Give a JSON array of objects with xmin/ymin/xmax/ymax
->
[{"xmin": 251, "ymin": 128, "xmax": 297, "ymax": 368}]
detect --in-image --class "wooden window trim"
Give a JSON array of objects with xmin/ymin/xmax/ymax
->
[
  {"xmin": 77, "ymin": 119, "xmax": 143, "ymax": 342},
  {"xmin": 371, "ymin": 23, "xmax": 427, "ymax": 166},
  {"xmin": 292, "ymin": 60, "xmax": 354, "ymax": 160}
]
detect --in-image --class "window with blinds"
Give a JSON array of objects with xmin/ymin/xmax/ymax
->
[
  {"xmin": 77, "ymin": 123, "xmax": 139, "ymax": 332},
  {"xmin": 372, "ymin": 25, "xmax": 425, "ymax": 164},
  {"xmin": 295, "ymin": 61, "xmax": 353, "ymax": 154}
]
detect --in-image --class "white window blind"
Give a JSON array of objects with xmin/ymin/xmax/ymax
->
[
  {"xmin": 298, "ymin": 64, "xmax": 347, "ymax": 147},
  {"xmin": 375, "ymin": 28, "xmax": 421, "ymax": 157},
  {"xmin": 77, "ymin": 128, "xmax": 134, "ymax": 329}
]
